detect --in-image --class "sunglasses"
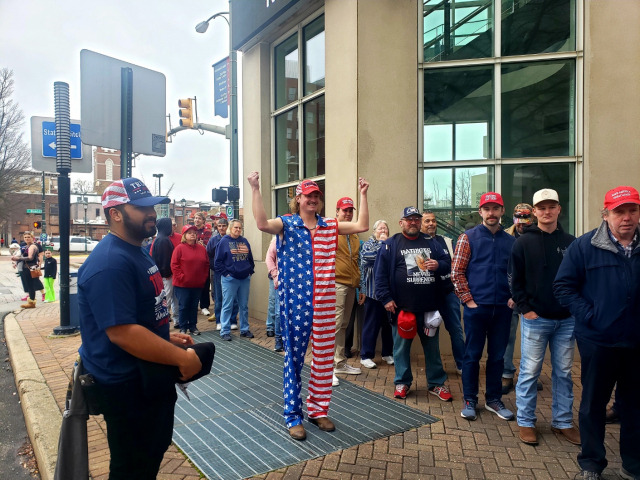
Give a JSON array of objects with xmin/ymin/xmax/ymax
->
[{"xmin": 514, "ymin": 211, "xmax": 531, "ymax": 219}]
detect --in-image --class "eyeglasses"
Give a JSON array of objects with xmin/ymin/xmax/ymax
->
[{"xmin": 403, "ymin": 217, "xmax": 422, "ymax": 223}]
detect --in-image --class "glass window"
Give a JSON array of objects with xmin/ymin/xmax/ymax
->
[
  {"xmin": 275, "ymin": 108, "xmax": 299, "ymax": 184},
  {"xmin": 501, "ymin": 163, "xmax": 575, "ymax": 235},
  {"xmin": 105, "ymin": 158, "xmax": 113, "ymax": 181},
  {"xmin": 423, "ymin": 0, "xmax": 493, "ymax": 62},
  {"xmin": 502, "ymin": 0, "xmax": 575, "ymax": 56},
  {"xmin": 501, "ymin": 60, "xmax": 575, "ymax": 158},
  {"xmin": 303, "ymin": 15, "xmax": 325, "ymax": 95},
  {"xmin": 304, "ymin": 95, "xmax": 325, "ymax": 178},
  {"xmin": 423, "ymin": 166, "xmax": 495, "ymax": 237},
  {"xmin": 274, "ymin": 33, "xmax": 298, "ymax": 110},
  {"xmin": 424, "ymin": 66, "xmax": 493, "ymax": 161}
]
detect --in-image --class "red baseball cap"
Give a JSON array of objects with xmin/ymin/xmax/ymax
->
[
  {"xmin": 181, "ymin": 225, "xmax": 197, "ymax": 235},
  {"xmin": 479, "ymin": 192, "xmax": 504, "ymax": 208},
  {"xmin": 296, "ymin": 180, "xmax": 322, "ymax": 196},
  {"xmin": 336, "ymin": 197, "xmax": 355, "ymax": 210},
  {"xmin": 604, "ymin": 186, "xmax": 640, "ymax": 210},
  {"xmin": 397, "ymin": 311, "xmax": 417, "ymax": 339}
]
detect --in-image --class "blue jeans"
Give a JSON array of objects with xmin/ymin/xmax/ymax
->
[
  {"xmin": 214, "ymin": 272, "xmax": 238, "ymax": 326},
  {"xmin": 220, "ymin": 275, "xmax": 250, "ymax": 336},
  {"xmin": 173, "ymin": 286, "xmax": 201, "ymax": 331},
  {"xmin": 266, "ymin": 278, "xmax": 281, "ymax": 337},
  {"xmin": 503, "ymin": 312, "xmax": 520, "ymax": 378},
  {"xmin": 438, "ymin": 292, "xmax": 465, "ymax": 370},
  {"xmin": 515, "ymin": 315, "xmax": 576, "ymax": 428},
  {"xmin": 392, "ymin": 318, "xmax": 447, "ymax": 389},
  {"xmin": 461, "ymin": 304, "xmax": 511, "ymax": 403}
]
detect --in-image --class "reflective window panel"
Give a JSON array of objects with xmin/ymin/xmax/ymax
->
[
  {"xmin": 275, "ymin": 107, "xmax": 299, "ymax": 184},
  {"xmin": 424, "ymin": 66, "xmax": 493, "ymax": 161},
  {"xmin": 303, "ymin": 16, "xmax": 325, "ymax": 96},
  {"xmin": 274, "ymin": 33, "xmax": 298, "ymax": 110},
  {"xmin": 304, "ymin": 95, "xmax": 325, "ymax": 178}
]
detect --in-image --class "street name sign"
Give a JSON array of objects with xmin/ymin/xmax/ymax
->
[
  {"xmin": 42, "ymin": 122, "xmax": 82, "ymax": 159},
  {"xmin": 30, "ymin": 116, "xmax": 93, "ymax": 173}
]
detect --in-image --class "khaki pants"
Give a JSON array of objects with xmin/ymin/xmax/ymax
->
[{"xmin": 334, "ymin": 283, "xmax": 356, "ymax": 368}]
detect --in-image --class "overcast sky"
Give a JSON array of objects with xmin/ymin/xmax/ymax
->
[{"xmin": 0, "ymin": 0, "xmax": 240, "ymax": 203}]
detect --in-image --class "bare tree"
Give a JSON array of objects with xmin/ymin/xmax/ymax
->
[
  {"xmin": 0, "ymin": 68, "xmax": 31, "ymax": 222},
  {"xmin": 73, "ymin": 179, "xmax": 94, "ymax": 194},
  {"xmin": 455, "ymin": 170, "xmax": 472, "ymax": 207}
]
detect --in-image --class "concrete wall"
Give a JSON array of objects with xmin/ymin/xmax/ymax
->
[{"xmin": 583, "ymin": 0, "xmax": 640, "ymax": 230}]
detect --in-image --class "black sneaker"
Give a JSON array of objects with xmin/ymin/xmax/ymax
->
[
  {"xmin": 190, "ymin": 328, "xmax": 201, "ymax": 336},
  {"xmin": 179, "ymin": 329, "xmax": 187, "ymax": 335},
  {"xmin": 220, "ymin": 333, "xmax": 232, "ymax": 341},
  {"xmin": 266, "ymin": 329, "xmax": 275, "ymax": 337},
  {"xmin": 274, "ymin": 337, "xmax": 284, "ymax": 352},
  {"xmin": 240, "ymin": 330, "xmax": 254, "ymax": 338}
]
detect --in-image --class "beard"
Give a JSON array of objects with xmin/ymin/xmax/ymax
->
[{"xmin": 121, "ymin": 208, "xmax": 157, "ymax": 242}]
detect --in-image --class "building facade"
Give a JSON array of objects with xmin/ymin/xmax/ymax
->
[{"xmin": 233, "ymin": 0, "xmax": 640, "ymax": 352}]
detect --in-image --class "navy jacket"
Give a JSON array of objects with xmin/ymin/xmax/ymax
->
[
  {"xmin": 553, "ymin": 221, "xmax": 640, "ymax": 348},
  {"xmin": 214, "ymin": 235, "xmax": 255, "ymax": 280}
]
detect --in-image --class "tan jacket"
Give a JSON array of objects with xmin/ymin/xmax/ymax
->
[{"xmin": 335, "ymin": 233, "xmax": 360, "ymax": 287}]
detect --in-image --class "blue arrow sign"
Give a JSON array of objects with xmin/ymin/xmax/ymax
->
[{"xmin": 42, "ymin": 122, "xmax": 82, "ymax": 159}]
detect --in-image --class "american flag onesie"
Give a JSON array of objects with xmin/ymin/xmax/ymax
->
[{"xmin": 277, "ymin": 214, "xmax": 338, "ymax": 428}]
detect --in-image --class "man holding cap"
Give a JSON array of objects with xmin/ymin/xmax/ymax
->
[
  {"xmin": 452, "ymin": 192, "xmax": 515, "ymax": 421},
  {"xmin": 333, "ymin": 196, "xmax": 363, "ymax": 384},
  {"xmin": 78, "ymin": 178, "xmax": 202, "ymax": 478},
  {"xmin": 508, "ymin": 189, "xmax": 578, "ymax": 446},
  {"xmin": 554, "ymin": 186, "xmax": 640, "ymax": 480},
  {"xmin": 375, "ymin": 207, "xmax": 453, "ymax": 401}
]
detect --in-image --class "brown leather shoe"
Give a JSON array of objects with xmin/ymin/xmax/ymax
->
[
  {"xmin": 519, "ymin": 426, "xmax": 538, "ymax": 445},
  {"xmin": 309, "ymin": 416, "xmax": 335, "ymax": 432},
  {"xmin": 288, "ymin": 424, "xmax": 306, "ymax": 441},
  {"xmin": 605, "ymin": 407, "xmax": 619, "ymax": 424},
  {"xmin": 551, "ymin": 426, "xmax": 581, "ymax": 445}
]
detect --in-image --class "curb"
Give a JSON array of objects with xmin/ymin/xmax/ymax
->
[{"xmin": 5, "ymin": 312, "xmax": 60, "ymax": 480}]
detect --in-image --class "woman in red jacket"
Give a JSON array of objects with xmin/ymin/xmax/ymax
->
[{"xmin": 171, "ymin": 225, "xmax": 209, "ymax": 335}]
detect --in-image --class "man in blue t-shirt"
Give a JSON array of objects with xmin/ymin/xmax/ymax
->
[{"xmin": 79, "ymin": 178, "xmax": 202, "ymax": 479}]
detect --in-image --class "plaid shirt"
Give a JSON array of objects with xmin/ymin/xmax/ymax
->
[{"xmin": 451, "ymin": 233, "xmax": 473, "ymax": 304}]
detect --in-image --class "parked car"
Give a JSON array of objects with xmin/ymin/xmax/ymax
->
[{"xmin": 48, "ymin": 236, "xmax": 99, "ymax": 252}]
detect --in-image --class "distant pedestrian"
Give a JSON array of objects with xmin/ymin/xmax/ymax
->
[
  {"xmin": 265, "ymin": 236, "xmax": 283, "ymax": 351},
  {"xmin": 194, "ymin": 212, "xmax": 212, "ymax": 316},
  {"xmin": 152, "ymin": 218, "xmax": 178, "ymax": 328},
  {"xmin": 11, "ymin": 231, "xmax": 42, "ymax": 309},
  {"xmin": 43, "ymin": 249, "xmax": 57, "ymax": 303}
]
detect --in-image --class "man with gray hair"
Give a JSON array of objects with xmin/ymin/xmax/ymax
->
[{"xmin": 554, "ymin": 186, "xmax": 640, "ymax": 480}]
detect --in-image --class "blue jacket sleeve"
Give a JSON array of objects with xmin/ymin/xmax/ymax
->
[
  {"xmin": 553, "ymin": 239, "xmax": 593, "ymax": 323},
  {"xmin": 213, "ymin": 237, "xmax": 229, "ymax": 277},
  {"xmin": 374, "ymin": 238, "xmax": 394, "ymax": 306}
]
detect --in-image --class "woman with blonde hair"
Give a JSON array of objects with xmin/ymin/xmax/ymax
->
[{"xmin": 11, "ymin": 231, "xmax": 43, "ymax": 309}]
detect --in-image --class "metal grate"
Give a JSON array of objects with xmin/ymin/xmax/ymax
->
[{"xmin": 172, "ymin": 331, "xmax": 438, "ymax": 480}]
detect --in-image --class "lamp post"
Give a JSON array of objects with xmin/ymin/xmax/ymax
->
[
  {"xmin": 152, "ymin": 173, "xmax": 164, "ymax": 196},
  {"xmin": 179, "ymin": 198, "xmax": 187, "ymax": 229},
  {"xmin": 196, "ymin": 12, "xmax": 239, "ymax": 221},
  {"xmin": 83, "ymin": 199, "xmax": 88, "ymax": 253}
]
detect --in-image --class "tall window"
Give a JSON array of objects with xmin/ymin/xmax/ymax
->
[
  {"xmin": 421, "ymin": 0, "xmax": 579, "ymax": 236},
  {"xmin": 272, "ymin": 14, "xmax": 325, "ymax": 216},
  {"xmin": 105, "ymin": 158, "xmax": 114, "ymax": 181}
]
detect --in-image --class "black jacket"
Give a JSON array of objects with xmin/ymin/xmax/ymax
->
[
  {"xmin": 44, "ymin": 257, "xmax": 58, "ymax": 279},
  {"xmin": 151, "ymin": 218, "xmax": 174, "ymax": 278},
  {"xmin": 508, "ymin": 223, "xmax": 574, "ymax": 319}
]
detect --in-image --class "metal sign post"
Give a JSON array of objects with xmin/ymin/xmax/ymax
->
[{"xmin": 120, "ymin": 67, "xmax": 133, "ymax": 178}]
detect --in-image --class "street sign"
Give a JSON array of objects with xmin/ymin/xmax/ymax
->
[
  {"xmin": 226, "ymin": 206, "xmax": 234, "ymax": 218},
  {"xmin": 30, "ymin": 116, "xmax": 93, "ymax": 173},
  {"xmin": 40, "ymin": 233, "xmax": 48, "ymax": 242},
  {"xmin": 26, "ymin": 209, "xmax": 43, "ymax": 214},
  {"xmin": 42, "ymin": 122, "xmax": 82, "ymax": 159}
]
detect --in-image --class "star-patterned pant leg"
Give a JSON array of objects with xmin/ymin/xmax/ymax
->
[{"xmin": 282, "ymin": 305, "xmax": 312, "ymax": 428}]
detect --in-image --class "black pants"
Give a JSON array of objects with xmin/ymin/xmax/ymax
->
[
  {"xmin": 577, "ymin": 339, "xmax": 640, "ymax": 475},
  {"xmin": 20, "ymin": 268, "xmax": 36, "ymax": 300},
  {"xmin": 199, "ymin": 276, "xmax": 210, "ymax": 310},
  {"xmin": 83, "ymin": 378, "xmax": 177, "ymax": 480}
]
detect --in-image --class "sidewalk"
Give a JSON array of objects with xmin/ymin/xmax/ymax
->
[{"xmin": 6, "ymin": 294, "xmax": 626, "ymax": 479}]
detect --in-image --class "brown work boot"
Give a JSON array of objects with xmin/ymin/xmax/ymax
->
[
  {"xmin": 519, "ymin": 426, "xmax": 538, "ymax": 445},
  {"xmin": 288, "ymin": 424, "xmax": 306, "ymax": 441},
  {"xmin": 21, "ymin": 298, "xmax": 36, "ymax": 309},
  {"xmin": 309, "ymin": 416, "xmax": 335, "ymax": 432},
  {"xmin": 501, "ymin": 377, "xmax": 514, "ymax": 394},
  {"xmin": 551, "ymin": 426, "xmax": 581, "ymax": 445},
  {"xmin": 207, "ymin": 314, "xmax": 216, "ymax": 322}
]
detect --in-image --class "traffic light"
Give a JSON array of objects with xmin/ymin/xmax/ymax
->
[
  {"xmin": 227, "ymin": 186, "xmax": 240, "ymax": 202},
  {"xmin": 212, "ymin": 188, "xmax": 227, "ymax": 203},
  {"xmin": 178, "ymin": 98, "xmax": 193, "ymax": 128},
  {"xmin": 33, "ymin": 221, "xmax": 42, "ymax": 229}
]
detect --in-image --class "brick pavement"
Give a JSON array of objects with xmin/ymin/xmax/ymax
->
[{"xmin": 11, "ymin": 298, "xmax": 626, "ymax": 479}]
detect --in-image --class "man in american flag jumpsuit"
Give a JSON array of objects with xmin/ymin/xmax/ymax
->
[{"xmin": 248, "ymin": 171, "xmax": 369, "ymax": 441}]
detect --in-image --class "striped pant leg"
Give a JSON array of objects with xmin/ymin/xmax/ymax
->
[
  {"xmin": 282, "ymin": 312, "xmax": 311, "ymax": 428},
  {"xmin": 307, "ymin": 312, "xmax": 335, "ymax": 419}
]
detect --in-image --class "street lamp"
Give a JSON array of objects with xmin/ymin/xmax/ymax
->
[
  {"xmin": 83, "ymin": 199, "xmax": 88, "ymax": 253},
  {"xmin": 196, "ymin": 11, "xmax": 239, "ymax": 221},
  {"xmin": 152, "ymin": 173, "xmax": 164, "ymax": 196},
  {"xmin": 179, "ymin": 198, "xmax": 187, "ymax": 229}
]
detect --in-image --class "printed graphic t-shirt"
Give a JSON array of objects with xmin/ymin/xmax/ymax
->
[
  {"xmin": 78, "ymin": 234, "xmax": 170, "ymax": 384},
  {"xmin": 393, "ymin": 234, "xmax": 441, "ymax": 312}
]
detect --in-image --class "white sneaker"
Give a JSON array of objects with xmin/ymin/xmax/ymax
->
[
  {"xmin": 332, "ymin": 374, "xmax": 340, "ymax": 386},
  {"xmin": 360, "ymin": 358, "xmax": 377, "ymax": 369},
  {"xmin": 334, "ymin": 364, "xmax": 362, "ymax": 375},
  {"xmin": 382, "ymin": 356, "xmax": 394, "ymax": 365},
  {"xmin": 201, "ymin": 308, "xmax": 211, "ymax": 316},
  {"xmin": 231, "ymin": 324, "xmax": 238, "ymax": 330},
  {"xmin": 216, "ymin": 324, "xmax": 222, "ymax": 331}
]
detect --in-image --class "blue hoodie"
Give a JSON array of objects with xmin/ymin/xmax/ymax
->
[{"xmin": 214, "ymin": 234, "xmax": 255, "ymax": 279}]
